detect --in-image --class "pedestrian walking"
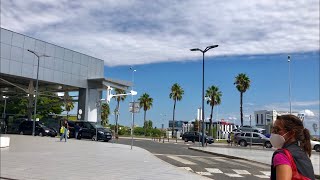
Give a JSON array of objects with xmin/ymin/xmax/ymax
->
[
  {"xmin": 60, "ymin": 119, "xmax": 68, "ymax": 142},
  {"xmin": 230, "ymin": 132, "xmax": 235, "ymax": 146},
  {"xmin": 270, "ymin": 115, "xmax": 314, "ymax": 180},
  {"xmin": 74, "ymin": 123, "xmax": 80, "ymax": 139}
]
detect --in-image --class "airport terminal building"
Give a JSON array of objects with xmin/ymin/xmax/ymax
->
[{"xmin": 0, "ymin": 27, "xmax": 130, "ymax": 123}]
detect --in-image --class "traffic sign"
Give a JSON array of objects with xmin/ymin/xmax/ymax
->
[{"xmin": 129, "ymin": 102, "xmax": 140, "ymax": 113}]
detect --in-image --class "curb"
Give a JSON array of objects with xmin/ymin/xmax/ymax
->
[{"xmin": 188, "ymin": 147, "xmax": 320, "ymax": 179}]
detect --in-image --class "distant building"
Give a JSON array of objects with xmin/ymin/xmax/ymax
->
[{"xmin": 254, "ymin": 110, "xmax": 305, "ymax": 133}]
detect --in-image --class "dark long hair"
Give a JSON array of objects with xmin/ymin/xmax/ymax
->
[{"xmin": 277, "ymin": 115, "xmax": 312, "ymax": 157}]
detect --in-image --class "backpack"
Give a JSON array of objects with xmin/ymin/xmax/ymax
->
[{"xmin": 280, "ymin": 148, "xmax": 311, "ymax": 180}]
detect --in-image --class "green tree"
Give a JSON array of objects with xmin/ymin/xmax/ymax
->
[
  {"xmin": 205, "ymin": 85, "xmax": 222, "ymax": 136},
  {"xmin": 138, "ymin": 93, "xmax": 153, "ymax": 136},
  {"xmin": 0, "ymin": 93, "xmax": 64, "ymax": 119},
  {"xmin": 101, "ymin": 103, "xmax": 110, "ymax": 126},
  {"xmin": 113, "ymin": 88, "xmax": 126, "ymax": 136},
  {"xmin": 64, "ymin": 93, "xmax": 74, "ymax": 120},
  {"xmin": 234, "ymin": 73, "xmax": 251, "ymax": 126},
  {"xmin": 169, "ymin": 83, "xmax": 184, "ymax": 137},
  {"xmin": 144, "ymin": 120, "xmax": 153, "ymax": 129}
]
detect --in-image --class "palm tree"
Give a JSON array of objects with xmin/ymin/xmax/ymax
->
[
  {"xmin": 169, "ymin": 83, "xmax": 184, "ymax": 138},
  {"xmin": 205, "ymin": 85, "xmax": 222, "ymax": 136},
  {"xmin": 113, "ymin": 88, "xmax": 126, "ymax": 136},
  {"xmin": 138, "ymin": 93, "xmax": 153, "ymax": 136},
  {"xmin": 64, "ymin": 92, "xmax": 74, "ymax": 120},
  {"xmin": 101, "ymin": 103, "xmax": 110, "ymax": 126},
  {"xmin": 234, "ymin": 73, "xmax": 251, "ymax": 126}
]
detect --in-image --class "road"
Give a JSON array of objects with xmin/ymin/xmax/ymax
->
[{"xmin": 116, "ymin": 138, "xmax": 271, "ymax": 179}]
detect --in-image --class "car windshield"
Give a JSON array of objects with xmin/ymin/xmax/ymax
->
[{"xmin": 89, "ymin": 122, "xmax": 104, "ymax": 128}]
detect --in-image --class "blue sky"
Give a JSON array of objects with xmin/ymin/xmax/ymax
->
[
  {"xmin": 1, "ymin": 0, "xmax": 319, "ymax": 133},
  {"xmin": 105, "ymin": 52, "xmax": 319, "ymax": 132}
]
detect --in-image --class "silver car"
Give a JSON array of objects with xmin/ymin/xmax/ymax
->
[{"xmin": 235, "ymin": 132, "xmax": 272, "ymax": 148}]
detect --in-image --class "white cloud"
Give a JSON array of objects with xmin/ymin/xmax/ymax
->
[
  {"xmin": 1, "ymin": 0, "xmax": 319, "ymax": 66},
  {"xmin": 301, "ymin": 109, "xmax": 315, "ymax": 117}
]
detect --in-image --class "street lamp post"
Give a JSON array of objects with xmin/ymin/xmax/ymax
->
[
  {"xmin": 190, "ymin": 45, "xmax": 218, "ymax": 147},
  {"xmin": 288, "ymin": 55, "xmax": 292, "ymax": 114},
  {"xmin": 2, "ymin": 96, "xmax": 8, "ymax": 119},
  {"xmin": 130, "ymin": 67, "xmax": 136, "ymax": 150},
  {"xmin": 27, "ymin": 50, "xmax": 50, "ymax": 136}
]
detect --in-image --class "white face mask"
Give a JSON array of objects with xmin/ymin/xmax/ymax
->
[{"xmin": 270, "ymin": 132, "xmax": 288, "ymax": 149}]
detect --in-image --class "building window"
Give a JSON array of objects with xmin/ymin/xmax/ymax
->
[
  {"xmin": 256, "ymin": 114, "xmax": 259, "ymax": 124},
  {"xmin": 261, "ymin": 114, "xmax": 264, "ymax": 125}
]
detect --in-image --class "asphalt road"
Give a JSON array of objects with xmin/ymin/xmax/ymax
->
[{"xmin": 116, "ymin": 138, "xmax": 271, "ymax": 180}]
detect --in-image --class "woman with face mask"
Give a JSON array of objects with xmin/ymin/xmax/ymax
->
[{"xmin": 270, "ymin": 115, "xmax": 315, "ymax": 180}]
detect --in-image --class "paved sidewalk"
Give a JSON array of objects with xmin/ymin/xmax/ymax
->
[
  {"xmin": 189, "ymin": 146, "xmax": 320, "ymax": 176},
  {"xmin": 1, "ymin": 135, "xmax": 209, "ymax": 180}
]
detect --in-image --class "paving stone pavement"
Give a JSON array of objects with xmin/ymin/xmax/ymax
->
[{"xmin": 0, "ymin": 135, "xmax": 210, "ymax": 180}]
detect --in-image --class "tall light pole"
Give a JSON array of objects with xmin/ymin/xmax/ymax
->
[
  {"xmin": 2, "ymin": 96, "xmax": 8, "ymax": 119},
  {"xmin": 288, "ymin": 55, "xmax": 292, "ymax": 114},
  {"xmin": 190, "ymin": 45, "xmax": 218, "ymax": 147},
  {"xmin": 27, "ymin": 50, "xmax": 50, "ymax": 136},
  {"xmin": 130, "ymin": 67, "xmax": 136, "ymax": 150}
]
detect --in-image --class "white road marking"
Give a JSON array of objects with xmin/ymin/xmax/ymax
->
[
  {"xmin": 205, "ymin": 168, "xmax": 223, "ymax": 174},
  {"xmin": 233, "ymin": 159, "xmax": 270, "ymax": 169},
  {"xmin": 254, "ymin": 175, "xmax": 270, "ymax": 178},
  {"xmin": 233, "ymin": 169, "xmax": 251, "ymax": 175},
  {"xmin": 213, "ymin": 158, "xmax": 249, "ymax": 167},
  {"xmin": 260, "ymin": 171, "xmax": 271, "ymax": 176},
  {"xmin": 196, "ymin": 172, "xmax": 212, "ymax": 176},
  {"xmin": 225, "ymin": 173, "xmax": 243, "ymax": 177},
  {"xmin": 178, "ymin": 167, "xmax": 194, "ymax": 172},
  {"xmin": 167, "ymin": 156, "xmax": 197, "ymax": 165},
  {"xmin": 191, "ymin": 157, "xmax": 217, "ymax": 165}
]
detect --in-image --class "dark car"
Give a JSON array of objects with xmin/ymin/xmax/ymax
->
[
  {"xmin": 235, "ymin": 132, "xmax": 272, "ymax": 148},
  {"xmin": 182, "ymin": 131, "xmax": 214, "ymax": 144},
  {"xmin": 76, "ymin": 121, "xmax": 112, "ymax": 142},
  {"xmin": 19, "ymin": 120, "xmax": 57, "ymax": 137},
  {"xmin": 0, "ymin": 118, "xmax": 7, "ymax": 134}
]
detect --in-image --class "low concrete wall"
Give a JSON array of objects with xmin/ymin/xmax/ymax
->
[{"xmin": 0, "ymin": 136, "xmax": 10, "ymax": 148}]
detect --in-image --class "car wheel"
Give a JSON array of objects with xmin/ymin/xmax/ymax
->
[
  {"xmin": 265, "ymin": 141, "xmax": 272, "ymax": 148},
  {"xmin": 77, "ymin": 134, "xmax": 82, "ymax": 140},
  {"xmin": 20, "ymin": 131, "xmax": 24, "ymax": 135},
  {"xmin": 39, "ymin": 132, "xmax": 43, "ymax": 137},
  {"xmin": 92, "ymin": 135, "xmax": 97, "ymax": 141},
  {"xmin": 104, "ymin": 139, "xmax": 109, "ymax": 142},
  {"xmin": 184, "ymin": 138, "xmax": 188, "ymax": 142},
  {"xmin": 314, "ymin": 145, "xmax": 320, "ymax": 152},
  {"xmin": 239, "ymin": 140, "xmax": 247, "ymax": 147}
]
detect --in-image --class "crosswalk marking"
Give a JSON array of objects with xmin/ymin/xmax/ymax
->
[
  {"xmin": 196, "ymin": 172, "xmax": 212, "ymax": 176},
  {"xmin": 225, "ymin": 173, "xmax": 243, "ymax": 177},
  {"xmin": 254, "ymin": 175, "xmax": 270, "ymax": 178},
  {"xmin": 178, "ymin": 167, "xmax": 194, "ymax": 172},
  {"xmin": 167, "ymin": 156, "xmax": 196, "ymax": 165},
  {"xmin": 260, "ymin": 171, "xmax": 271, "ymax": 176},
  {"xmin": 205, "ymin": 168, "xmax": 223, "ymax": 173},
  {"xmin": 190, "ymin": 157, "xmax": 217, "ymax": 165},
  {"xmin": 233, "ymin": 169, "xmax": 251, "ymax": 175},
  {"xmin": 233, "ymin": 159, "xmax": 269, "ymax": 169},
  {"xmin": 214, "ymin": 158, "xmax": 249, "ymax": 167}
]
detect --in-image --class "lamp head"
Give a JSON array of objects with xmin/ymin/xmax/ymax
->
[{"xmin": 190, "ymin": 48, "xmax": 201, "ymax": 51}]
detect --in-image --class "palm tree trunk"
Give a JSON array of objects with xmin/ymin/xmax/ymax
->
[
  {"xmin": 240, "ymin": 92, "xmax": 243, "ymax": 126},
  {"xmin": 116, "ymin": 101, "xmax": 120, "ymax": 136},
  {"xmin": 144, "ymin": 110, "xmax": 147, "ymax": 136},
  {"xmin": 172, "ymin": 99, "xmax": 176, "ymax": 138},
  {"xmin": 209, "ymin": 105, "xmax": 214, "ymax": 136}
]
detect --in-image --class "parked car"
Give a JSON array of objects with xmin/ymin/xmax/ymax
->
[
  {"xmin": 76, "ymin": 121, "xmax": 112, "ymax": 142},
  {"xmin": 18, "ymin": 120, "xmax": 57, "ymax": 137},
  {"xmin": 235, "ymin": 132, "xmax": 272, "ymax": 148},
  {"xmin": 233, "ymin": 126, "xmax": 266, "ymax": 135},
  {"xmin": 311, "ymin": 140, "xmax": 320, "ymax": 152},
  {"xmin": 0, "ymin": 118, "xmax": 7, "ymax": 134},
  {"xmin": 7, "ymin": 117, "xmax": 27, "ymax": 134},
  {"xmin": 181, "ymin": 131, "xmax": 214, "ymax": 144}
]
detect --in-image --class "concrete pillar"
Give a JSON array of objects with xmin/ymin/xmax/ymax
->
[
  {"xmin": 78, "ymin": 88, "xmax": 102, "ymax": 122},
  {"xmin": 78, "ymin": 88, "xmax": 87, "ymax": 121}
]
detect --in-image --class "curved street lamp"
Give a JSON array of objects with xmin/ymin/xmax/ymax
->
[
  {"xmin": 190, "ymin": 45, "xmax": 218, "ymax": 147},
  {"xmin": 27, "ymin": 50, "xmax": 50, "ymax": 136}
]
